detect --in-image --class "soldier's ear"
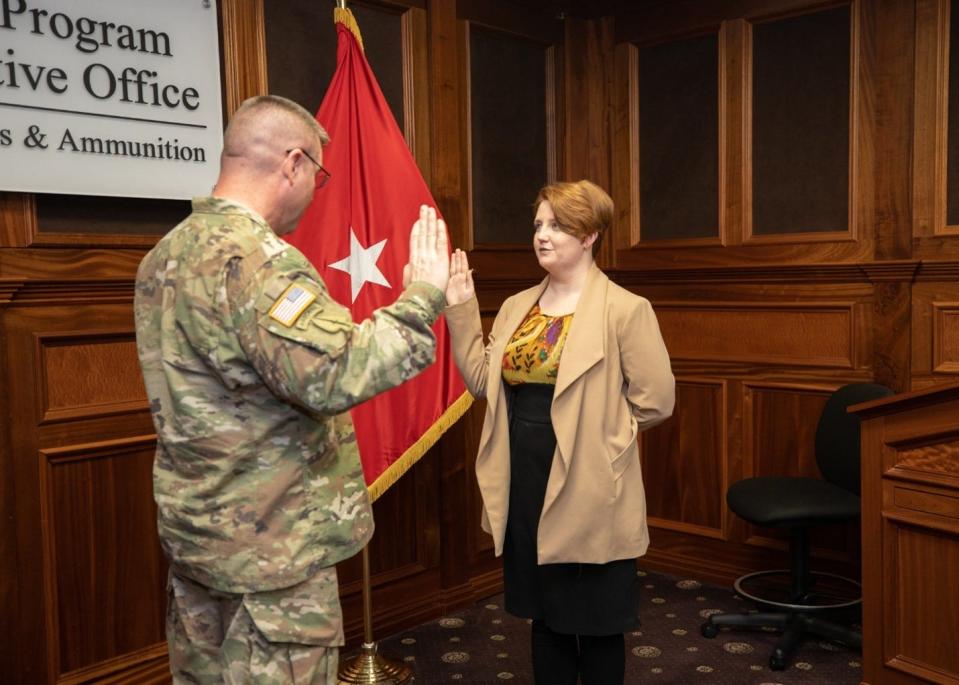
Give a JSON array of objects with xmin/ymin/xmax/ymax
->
[{"xmin": 280, "ymin": 150, "xmax": 298, "ymax": 185}]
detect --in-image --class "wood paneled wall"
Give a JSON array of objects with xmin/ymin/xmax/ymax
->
[{"xmin": 2, "ymin": 0, "xmax": 957, "ymax": 682}]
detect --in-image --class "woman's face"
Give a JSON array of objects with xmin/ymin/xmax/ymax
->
[{"xmin": 532, "ymin": 201, "xmax": 593, "ymax": 273}]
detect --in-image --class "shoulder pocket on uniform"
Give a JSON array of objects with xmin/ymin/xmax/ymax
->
[{"xmin": 257, "ymin": 287, "xmax": 354, "ymax": 359}]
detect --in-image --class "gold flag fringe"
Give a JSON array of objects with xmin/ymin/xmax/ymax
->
[
  {"xmin": 367, "ymin": 391, "xmax": 474, "ymax": 502},
  {"xmin": 334, "ymin": 7, "xmax": 365, "ymax": 52}
]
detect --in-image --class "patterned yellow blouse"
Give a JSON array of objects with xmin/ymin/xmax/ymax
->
[{"xmin": 502, "ymin": 304, "xmax": 573, "ymax": 385}]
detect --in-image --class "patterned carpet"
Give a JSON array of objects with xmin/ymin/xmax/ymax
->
[{"xmin": 358, "ymin": 568, "xmax": 862, "ymax": 684}]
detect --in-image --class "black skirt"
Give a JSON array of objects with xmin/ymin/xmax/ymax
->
[{"xmin": 502, "ymin": 382, "xmax": 640, "ymax": 636}]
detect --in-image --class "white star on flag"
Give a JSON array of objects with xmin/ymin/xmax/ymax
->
[{"xmin": 328, "ymin": 227, "xmax": 391, "ymax": 303}]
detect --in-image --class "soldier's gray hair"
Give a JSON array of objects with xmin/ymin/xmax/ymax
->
[{"xmin": 223, "ymin": 95, "xmax": 330, "ymax": 161}]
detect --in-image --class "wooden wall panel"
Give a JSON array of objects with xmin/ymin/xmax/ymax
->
[
  {"xmin": 39, "ymin": 334, "xmax": 146, "ymax": 423},
  {"xmin": 912, "ymin": 281, "xmax": 959, "ymax": 388},
  {"xmin": 643, "ymin": 379, "xmax": 727, "ymax": 538},
  {"xmin": 744, "ymin": 383, "xmax": 831, "ymax": 480},
  {"xmin": 0, "ymin": 298, "xmax": 160, "ymax": 684},
  {"xmin": 38, "ymin": 438, "xmax": 165, "ymax": 681},
  {"xmin": 932, "ymin": 302, "xmax": 959, "ymax": 373},
  {"xmin": 657, "ymin": 303, "xmax": 858, "ymax": 368}
]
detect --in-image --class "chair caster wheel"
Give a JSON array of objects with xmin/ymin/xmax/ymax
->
[
  {"xmin": 701, "ymin": 622, "xmax": 719, "ymax": 638},
  {"xmin": 769, "ymin": 654, "xmax": 786, "ymax": 671}
]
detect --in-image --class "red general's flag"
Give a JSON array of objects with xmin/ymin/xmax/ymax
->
[{"xmin": 287, "ymin": 8, "xmax": 471, "ymax": 501}]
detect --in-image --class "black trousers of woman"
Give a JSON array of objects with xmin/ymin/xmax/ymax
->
[
  {"xmin": 531, "ymin": 620, "xmax": 626, "ymax": 685},
  {"xmin": 505, "ymin": 384, "xmax": 638, "ymax": 685}
]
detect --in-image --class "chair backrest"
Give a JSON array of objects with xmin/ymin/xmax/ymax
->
[{"xmin": 815, "ymin": 383, "xmax": 894, "ymax": 495}]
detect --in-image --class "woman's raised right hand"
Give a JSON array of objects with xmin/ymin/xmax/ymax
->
[{"xmin": 446, "ymin": 249, "xmax": 475, "ymax": 305}]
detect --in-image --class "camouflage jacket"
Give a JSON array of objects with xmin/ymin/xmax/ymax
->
[{"xmin": 135, "ymin": 197, "xmax": 444, "ymax": 593}]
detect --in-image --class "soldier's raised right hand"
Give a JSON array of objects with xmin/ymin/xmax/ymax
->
[{"xmin": 403, "ymin": 205, "xmax": 450, "ymax": 294}]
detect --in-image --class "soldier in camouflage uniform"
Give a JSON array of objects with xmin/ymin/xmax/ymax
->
[{"xmin": 134, "ymin": 95, "xmax": 450, "ymax": 684}]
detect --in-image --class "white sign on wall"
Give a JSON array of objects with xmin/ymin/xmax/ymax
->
[{"xmin": 0, "ymin": 0, "xmax": 223, "ymax": 200}]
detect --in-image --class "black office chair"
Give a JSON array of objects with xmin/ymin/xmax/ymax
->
[{"xmin": 701, "ymin": 382, "xmax": 893, "ymax": 670}]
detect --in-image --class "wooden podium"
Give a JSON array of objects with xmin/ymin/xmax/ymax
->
[{"xmin": 850, "ymin": 383, "xmax": 959, "ymax": 685}]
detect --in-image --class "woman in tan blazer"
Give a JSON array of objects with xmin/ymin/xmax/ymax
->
[{"xmin": 445, "ymin": 180, "xmax": 675, "ymax": 684}]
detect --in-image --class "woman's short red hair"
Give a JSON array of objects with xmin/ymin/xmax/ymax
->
[{"xmin": 534, "ymin": 180, "xmax": 613, "ymax": 249}]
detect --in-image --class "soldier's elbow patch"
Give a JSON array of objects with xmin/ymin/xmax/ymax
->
[{"xmin": 268, "ymin": 284, "xmax": 318, "ymax": 327}]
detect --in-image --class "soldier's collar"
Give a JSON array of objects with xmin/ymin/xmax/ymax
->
[{"xmin": 192, "ymin": 196, "xmax": 270, "ymax": 229}]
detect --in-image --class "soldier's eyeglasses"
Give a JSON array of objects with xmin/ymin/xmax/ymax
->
[{"xmin": 287, "ymin": 148, "xmax": 331, "ymax": 189}]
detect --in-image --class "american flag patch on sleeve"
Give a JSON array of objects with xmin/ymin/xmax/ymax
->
[{"xmin": 268, "ymin": 284, "xmax": 317, "ymax": 326}]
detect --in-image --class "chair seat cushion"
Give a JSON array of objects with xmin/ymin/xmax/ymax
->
[{"xmin": 726, "ymin": 477, "xmax": 860, "ymax": 527}]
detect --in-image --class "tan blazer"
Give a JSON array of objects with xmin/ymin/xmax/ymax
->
[{"xmin": 445, "ymin": 263, "xmax": 675, "ymax": 565}]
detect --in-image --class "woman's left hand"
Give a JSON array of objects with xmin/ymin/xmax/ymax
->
[{"xmin": 446, "ymin": 249, "xmax": 475, "ymax": 305}]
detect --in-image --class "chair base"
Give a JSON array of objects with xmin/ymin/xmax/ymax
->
[
  {"xmin": 701, "ymin": 609, "xmax": 862, "ymax": 670},
  {"xmin": 701, "ymin": 569, "xmax": 862, "ymax": 671}
]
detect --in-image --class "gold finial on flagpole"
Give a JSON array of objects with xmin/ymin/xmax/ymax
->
[{"xmin": 332, "ymin": 0, "xmax": 365, "ymax": 51}]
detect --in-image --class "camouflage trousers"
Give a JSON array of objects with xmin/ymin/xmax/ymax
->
[{"xmin": 166, "ymin": 566, "xmax": 344, "ymax": 684}]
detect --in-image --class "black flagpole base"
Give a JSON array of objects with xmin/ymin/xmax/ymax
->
[{"xmin": 338, "ymin": 642, "xmax": 413, "ymax": 684}]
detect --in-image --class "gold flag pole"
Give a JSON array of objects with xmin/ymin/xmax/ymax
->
[
  {"xmin": 329, "ymin": 0, "xmax": 416, "ymax": 681},
  {"xmin": 337, "ymin": 546, "xmax": 412, "ymax": 684}
]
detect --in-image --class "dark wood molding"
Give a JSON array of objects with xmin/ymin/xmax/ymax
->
[
  {"xmin": 1, "ymin": 280, "xmax": 135, "ymax": 306},
  {"xmin": 0, "ymin": 279, "xmax": 25, "ymax": 305},
  {"xmin": 456, "ymin": 0, "xmax": 563, "ymax": 42},
  {"xmin": 403, "ymin": 7, "xmax": 432, "ymax": 183},
  {"xmin": 220, "ymin": 0, "xmax": 269, "ymax": 117},
  {"xmin": 722, "ymin": 19, "xmax": 749, "ymax": 248},
  {"xmin": 56, "ymin": 643, "xmax": 168, "ymax": 685},
  {"xmin": 862, "ymin": 0, "xmax": 914, "ymax": 261},
  {"xmin": 429, "ymin": 0, "xmax": 468, "ymax": 250},
  {"xmin": 615, "ymin": 0, "xmax": 850, "ymax": 45},
  {"xmin": 26, "ymin": 233, "xmax": 159, "ymax": 249},
  {"xmin": 471, "ymin": 259, "xmax": 930, "ymax": 289},
  {"xmin": 913, "ymin": 0, "xmax": 959, "ymax": 248},
  {"xmin": 916, "ymin": 260, "xmax": 959, "ymax": 280},
  {"xmin": 859, "ymin": 260, "xmax": 921, "ymax": 281},
  {"xmin": 0, "ymin": 249, "xmax": 145, "ymax": 281},
  {"xmin": 609, "ymin": 260, "xmax": 920, "ymax": 286},
  {"xmin": 611, "ymin": 41, "xmax": 639, "ymax": 254},
  {"xmin": 0, "ymin": 193, "xmax": 37, "ymax": 248}
]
